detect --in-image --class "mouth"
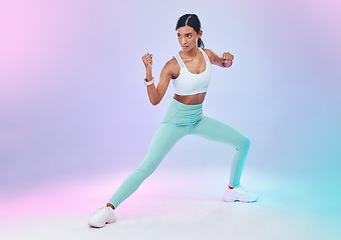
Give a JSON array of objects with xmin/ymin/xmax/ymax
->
[{"xmin": 182, "ymin": 46, "xmax": 189, "ymax": 49}]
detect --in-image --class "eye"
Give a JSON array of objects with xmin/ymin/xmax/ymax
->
[
  {"xmin": 177, "ymin": 34, "xmax": 181, "ymax": 38},
  {"xmin": 186, "ymin": 34, "xmax": 192, "ymax": 37}
]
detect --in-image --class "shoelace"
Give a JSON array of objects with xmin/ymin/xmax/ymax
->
[
  {"xmin": 94, "ymin": 206, "xmax": 107, "ymax": 214},
  {"xmin": 234, "ymin": 185, "xmax": 249, "ymax": 194}
]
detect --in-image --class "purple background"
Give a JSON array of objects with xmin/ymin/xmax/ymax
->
[{"xmin": 0, "ymin": 0, "xmax": 340, "ymax": 226}]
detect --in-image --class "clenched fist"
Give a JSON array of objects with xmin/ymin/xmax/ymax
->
[
  {"xmin": 222, "ymin": 52, "xmax": 234, "ymax": 63},
  {"xmin": 142, "ymin": 53, "xmax": 153, "ymax": 70}
]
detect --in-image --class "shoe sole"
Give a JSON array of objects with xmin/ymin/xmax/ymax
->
[
  {"xmin": 222, "ymin": 198, "xmax": 258, "ymax": 203},
  {"xmin": 234, "ymin": 199, "xmax": 257, "ymax": 203},
  {"xmin": 88, "ymin": 220, "xmax": 116, "ymax": 228}
]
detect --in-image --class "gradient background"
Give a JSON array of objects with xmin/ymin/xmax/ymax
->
[{"xmin": 0, "ymin": 0, "xmax": 340, "ymax": 238}]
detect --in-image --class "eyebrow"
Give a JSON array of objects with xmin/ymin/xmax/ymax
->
[{"xmin": 178, "ymin": 32, "xmax": 193, "ymax": 35}]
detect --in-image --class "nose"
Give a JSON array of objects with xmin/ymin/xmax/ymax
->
[{"xmin": 181, "ymin": 37, "xmax": 187, "ymax": 45}]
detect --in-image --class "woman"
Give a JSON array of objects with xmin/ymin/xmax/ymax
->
[{"xmin": 88, "ymin": 14, "xmax": 258, "ymax": 228}]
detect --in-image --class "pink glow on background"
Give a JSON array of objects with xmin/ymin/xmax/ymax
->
[
  {"xmin": 0, "ymin": 1, "xmax": 82, "ymax": 100},
  {"xmin": 0, "ymin": 170, "xmax": 225, "ymax": 220},
  {"xmin": 0, "ymin": 0, "xmax": 340, "ymax": 238},
  {"xmin": 1, "ymin": 168, "xmax": 340, "ymax": 240}
]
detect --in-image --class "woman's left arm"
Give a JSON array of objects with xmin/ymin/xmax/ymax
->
[{"xmin": 203, "ymin": 49, "xmax": 234, "ymax": 68}]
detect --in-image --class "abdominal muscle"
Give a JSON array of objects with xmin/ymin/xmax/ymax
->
[{"xmin": 173, "ymin": 92, "xmax": 207, "ymax": 105}]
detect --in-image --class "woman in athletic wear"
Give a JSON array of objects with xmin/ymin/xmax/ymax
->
[{"xmin": 88, "ymin": 13, "xmax": 258, "ymax": 228}]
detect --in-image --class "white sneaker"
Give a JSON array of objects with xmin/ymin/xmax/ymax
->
[
  {"xmin": 222, "ymin": 185, "xmax": 258, "ymax": 203},
  {"xmin": 88, "ymin": 205, "xmax": 116, "ymax": 228}
]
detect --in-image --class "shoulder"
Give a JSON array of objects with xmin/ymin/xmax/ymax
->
[
  {"xmin": 166, "ymin": 56, "xmax": 178, "ymax": 67},
  {"xmin": 202, "ymin": 48, "xmax": 215, "ymax": 63},
  {"xmin": 163, "ymin": 57, "xmax": 179, "ymax": 71},
  {"xmin": 161, "ymin": 56, "xmax": 180, "ymax": 78}
]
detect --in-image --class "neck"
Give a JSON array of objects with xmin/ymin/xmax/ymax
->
[{"xmin": 182, "ymin": 47, "xmax": 200, "ymax": 58}]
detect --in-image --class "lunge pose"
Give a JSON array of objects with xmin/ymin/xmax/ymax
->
[{"xmin": 88, "ymin": 14, "xmax": 258, "ymax": 228}]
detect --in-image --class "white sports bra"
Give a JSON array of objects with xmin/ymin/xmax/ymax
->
[{"xmin": 172, "ymin": 48, "xmax": 212, "ymax": 96}]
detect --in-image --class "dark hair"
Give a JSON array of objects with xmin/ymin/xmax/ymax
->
[{"xmin": 175, "ymin": 14, "xmax": 205, "ymax": 48}]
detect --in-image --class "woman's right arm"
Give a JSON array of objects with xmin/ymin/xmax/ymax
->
[{"xmin": 142, "ymin": 53, "xmax": 174, "ymax": 106}]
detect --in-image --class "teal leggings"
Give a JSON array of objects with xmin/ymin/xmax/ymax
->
[{"xmin": 108, "ymin": 98, "xmax": 250, "ymax": 208}]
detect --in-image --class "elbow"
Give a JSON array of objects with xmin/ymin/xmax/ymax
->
[
  {"xmin": 148, "ymin": 92, "xmax": 161, "ymax": 105},
  {"xmin": 150, "ymin": 99, "xmax": 160, "ymax": 106}
]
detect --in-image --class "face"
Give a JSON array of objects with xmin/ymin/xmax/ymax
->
[{"xmin": 177, "ymin": 25, "xmax": 202, "ymax": 51}]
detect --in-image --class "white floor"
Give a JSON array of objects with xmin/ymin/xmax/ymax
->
[{"xmin": 1, "ymin": 168, "xmax": 340, "ymax": 240}]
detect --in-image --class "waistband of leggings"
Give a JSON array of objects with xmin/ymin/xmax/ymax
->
[{"xmin": 171, "ymin": 98, "xmax": 203, "ymax": 110}]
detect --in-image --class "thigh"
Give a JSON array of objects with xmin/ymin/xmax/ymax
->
[
  {"xmin": 139, "ymin": 123, "xmax": 188, "ymax": 170},
  {"xmin": 190, "ymin": 115, "xmax": 248, "ymax": 148}
]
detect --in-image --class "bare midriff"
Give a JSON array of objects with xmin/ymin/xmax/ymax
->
[{"xmin": 173, "ymin": 92, "xmax": 207, "ymax": 105}]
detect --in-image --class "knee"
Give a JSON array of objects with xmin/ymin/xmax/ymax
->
[
  {"xmin": 237, "ymin": 137, "xmax": 250, "ymax": 151},
  {"xmin": 135, "ymin": 162, "xmax": 158, "ymax": 178}
]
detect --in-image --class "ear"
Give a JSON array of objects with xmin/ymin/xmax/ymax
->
[{"xmin": 198, "ymin": 30, "xmax": 203, "ymax": 38}]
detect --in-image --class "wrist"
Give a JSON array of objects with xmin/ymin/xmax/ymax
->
[
  {"xmin": 223, "ymin": 60, "xmax": 232, "ymax": 67},
  {"xmin": 146, "ymin": 71, "xmax": 152, "ymax": 80},
  {"xmin": 146, "ymin": 66, "xmax": 152, "ymax": 74},
  {"xmin": 144, "ymin": 77, "xmax": 155, "ymax": 86}
]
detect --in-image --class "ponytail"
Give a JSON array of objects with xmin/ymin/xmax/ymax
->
[{"xmin": 198, "ymin": 38, "xmax": 205, "ymax": 49}]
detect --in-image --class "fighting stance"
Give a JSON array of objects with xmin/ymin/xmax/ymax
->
[{"xmin": 88, "ymin": 14, "xmax": 258, "ymax": 228}]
